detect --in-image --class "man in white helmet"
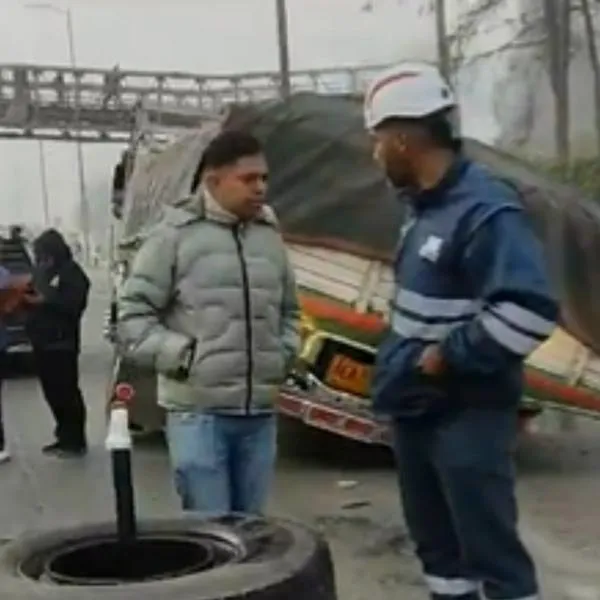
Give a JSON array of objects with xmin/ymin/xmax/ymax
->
[{"xmin": 364, "ymin": 62, "xmax": 558, "ymax": 600}]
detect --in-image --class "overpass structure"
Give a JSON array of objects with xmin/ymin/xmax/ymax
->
[{"xmin": 0, "ymin": 62, "xmax": 383, "ymax": 143}]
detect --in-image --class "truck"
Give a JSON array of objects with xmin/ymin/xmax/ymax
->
[{"xmin": 105, "ymin": 92, "xmax": 600, "ymax": 444}]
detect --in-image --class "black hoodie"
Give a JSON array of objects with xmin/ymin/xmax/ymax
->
[{"xmin": 26, "ymin": 229, "xmax": 90, "ymax": 352}]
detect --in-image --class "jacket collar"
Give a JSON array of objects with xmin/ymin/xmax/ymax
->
[
  {"xmin": 165, "ymin": 187, "xmax": 279, "ymax": 229},
  {"xmin": 407, "ymin": 154, "xmax": 470, "ymax": 212}
]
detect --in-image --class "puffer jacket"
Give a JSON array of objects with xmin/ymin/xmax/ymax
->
[{"xmin": 117, "ymin": 190, "xmax": 300, "ymax": 414}]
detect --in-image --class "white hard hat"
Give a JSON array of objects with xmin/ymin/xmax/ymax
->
[{"xmin": 364, "ymin": 61, "xmax": 456, "ymax": 130}]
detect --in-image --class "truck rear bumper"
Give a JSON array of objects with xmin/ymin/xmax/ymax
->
[
  {"xmin": 278, "ymin": 376, "xmax": 542, "ymax": 447},
  {"xmin": 278, "ymin": 376, "xmax": 392, "ymax": 447}
]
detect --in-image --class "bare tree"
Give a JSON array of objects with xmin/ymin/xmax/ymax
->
[
  {"xmin": 452, "ymin": 1, "xmax": 547, "ymax": 66},
  {"xmin": 368, "ymin": 0, "xmax": 577, "ymax": 160},
  {"xmin": 580, "ymin": 0, "xmax": 600, "ymax": 153},
  {"xmin": 445, "ymin": 0, "xmax": 575, "ymax": 162},
  {"xmin": 543, "ymin": 0, "xmax": 572, "ymax": 163}
]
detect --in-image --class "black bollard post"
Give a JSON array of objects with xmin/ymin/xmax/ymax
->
[{"xmin": 105, "ymin": 384, "xmax": 137, "ymax": 545}]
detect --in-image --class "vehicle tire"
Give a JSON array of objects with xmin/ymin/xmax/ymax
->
[{"xmin": 0, "ymin": 514, "xmax": 337, "ymax": 600}]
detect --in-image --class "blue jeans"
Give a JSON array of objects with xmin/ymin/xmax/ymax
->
[{"xmin": 165, "ymin": 412, "xmax": 277, "ymax": 514}]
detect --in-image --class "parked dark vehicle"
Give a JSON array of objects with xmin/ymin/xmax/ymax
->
[{"xmin": 0, "ymin": 228, "xmax": 34, "ymax": 357}]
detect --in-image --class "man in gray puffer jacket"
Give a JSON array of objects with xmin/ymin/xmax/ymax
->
[{"xmin": 118, "ymin": 131, "xmax": 300, "ymax": 514}]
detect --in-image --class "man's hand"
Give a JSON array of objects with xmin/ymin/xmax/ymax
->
[
  {"xmin": 166, "ymin": 339, "xmax": 197, "ymax": 382},
  {"xmin": 8, "ymin": 274, "xmax": 32, "ymax": 292},
  {"xmin": 0, "ymin": 275, "xmax": 35, "ymax": 315},
  {"xmin": 417, "ymin": 344, "xmax": 447, "ymax": 376},
  {"xmin": 22, "ymin": 292, "xmax": 44, "ymax": 306}
]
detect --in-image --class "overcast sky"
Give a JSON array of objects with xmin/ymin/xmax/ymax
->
[{"xmin": 0, "ymin": 0, "xmax": 490, "ymax": 233}]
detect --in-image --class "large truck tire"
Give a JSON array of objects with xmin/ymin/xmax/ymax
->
[{"xmin": 0, "ymin": 514, "xmax": 337, "ymax": 599}]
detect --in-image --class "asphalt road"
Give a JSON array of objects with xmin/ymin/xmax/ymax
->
[{"xmin": 1, "ymin": 269, "xmax": 599, "ymax": 599}]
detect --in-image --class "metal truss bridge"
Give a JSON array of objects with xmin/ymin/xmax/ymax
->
[{"xmin": 0, "ymin": 62, "xmax": 383, "ymax": 143}]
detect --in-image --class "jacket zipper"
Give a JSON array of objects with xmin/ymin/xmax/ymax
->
[{"xmin": 232, "ymin": 225, "xmax": 253, "ymax": 414}]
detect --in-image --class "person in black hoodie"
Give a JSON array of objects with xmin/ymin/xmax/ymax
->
[{"xmin": 25, "ymin": 229, "xmax": 90, "ymax": 458}]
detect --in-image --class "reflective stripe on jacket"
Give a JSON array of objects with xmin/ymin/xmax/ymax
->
[{"xmin": 373, "ymin": 157, "xmax": 558, "ymax": 419}]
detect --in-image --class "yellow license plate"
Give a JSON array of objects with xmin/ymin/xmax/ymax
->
[{"xmin": 325, "ymin": 354, "xmax": 373, "ymax": 397}]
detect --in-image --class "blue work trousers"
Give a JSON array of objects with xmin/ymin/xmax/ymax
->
[{"xmin": 392, "ymin": 408, "xmax": 538, "ymax": 600}]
